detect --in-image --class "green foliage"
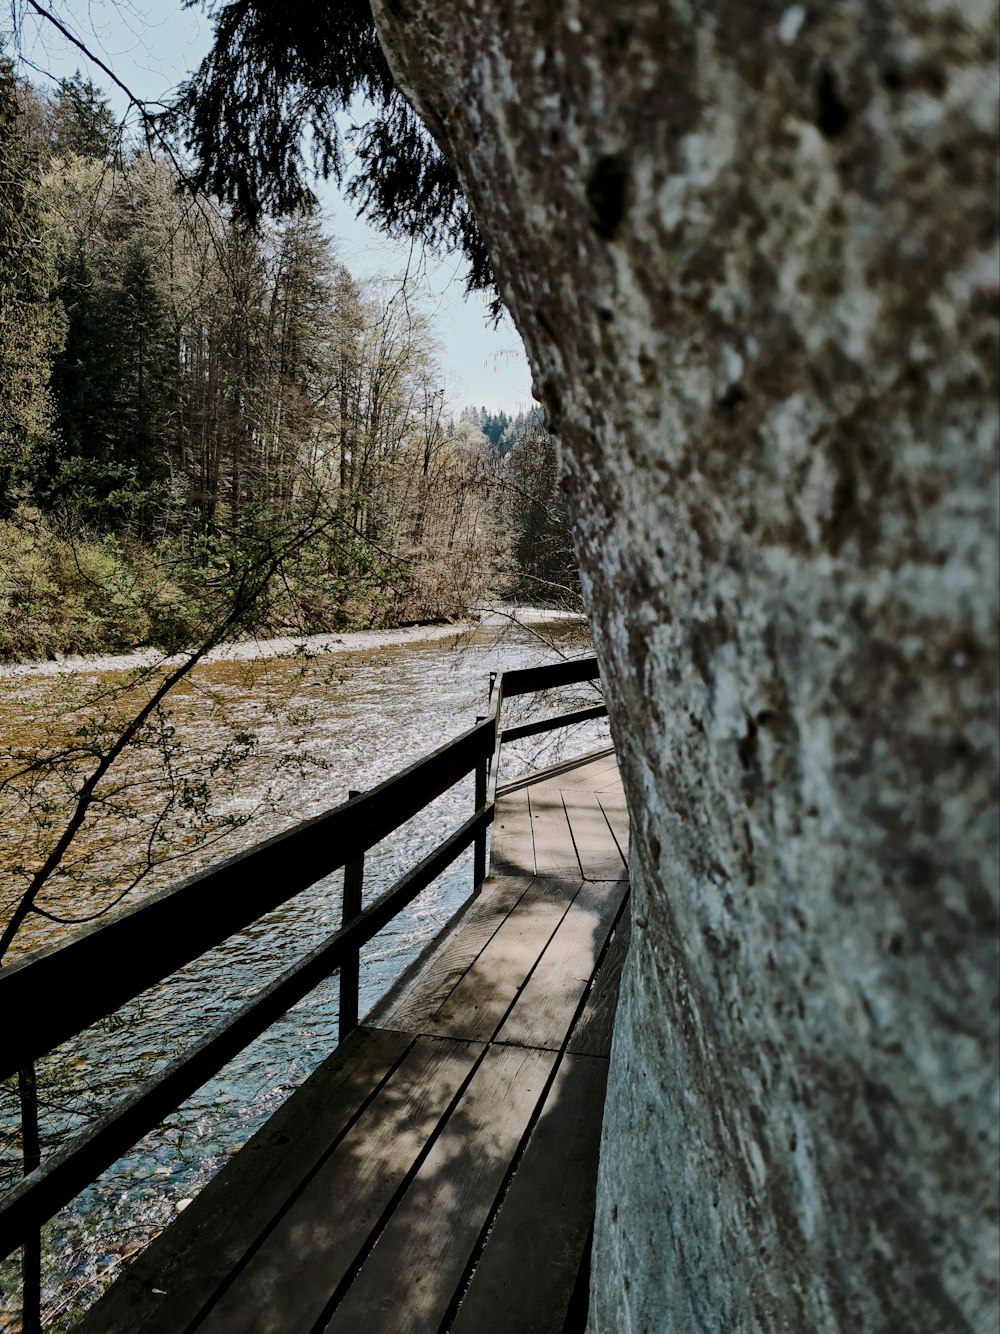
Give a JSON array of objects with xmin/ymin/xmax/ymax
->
[
  {"xmin": 0, "ymin": 506, "xmax": 176, "ymax": 659},
  {"xmin": 169, "ymin": 0, "xmax": 391, "ymax": 217},
  {"xmin": 48, "ymin": 241, "xmax": 174, "ymax": 521},
  {"xmin": 48, "ymin": 73, "xmax": 119, "ymax": 162},
  {"xmin": 479, "ymin": 409, "xmax": 512, "ymax": 452},
  {"xmin": 0, "ymin": 55, "xmax": 61, "ymax": 513},
  {"xmin": 347, "ymin": 99, "xmax": 497, "ymax": 310}
]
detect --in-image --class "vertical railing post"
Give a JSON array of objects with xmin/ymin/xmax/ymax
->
[
  {"xmin": 18, "ymin": 1063, "xmax": 40, "ymax": 1333},
  {"xmin": 339, "ymin": 789, "xmax": 364, "ymax": 1042},
  {"xmin": 474, "ymin": 719, "xmax": 488, "ymax": 890}
]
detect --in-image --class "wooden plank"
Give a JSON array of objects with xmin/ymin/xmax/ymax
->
[
  {"xmin": 593, "ymin": 774, "xmax": 626, "ymax": 793},
  {"xmin": 339, "ymin": 828, "xmax": 365, "ymax": 1041},
  {"xmin": 488, "ymin": 788, "xmax": 535, "ymax": 877},
  {"xmin": 374, "ymin": 876, "xmax": 534, "ymax": 1035},
  {"xmin": 597, "ymin": 790, "xmax": 630, "ymax": 861},
  {"xmin": 322, "ymin": 1044, "xmax": 558, "ymax": 1334},
  {"xmin": 528, "ymin": 786, "xmax": 582, "ymax": 879},
  {"xmin": 474, "ymin": 756, "xmax": 489, "ymax": 886},
  {"xmin": 556, "ymin": 756, "xmax": 619, "ymax": 789},
  {"xmin": 566, "ymin": 752, "xmax": 617, "ymax": 778},
  {"xmin": 561, "ymin": 789, "xmax": 626, "ymax": 881},
  {"xmin": 496, "ymin": 879, "xmax": 628, "ymax": 1052},
  {"xmin": 195, "ymin": 1036, "xmax": 483, "ymax": 1334},
  {"xmin": 75, "ymin": 1027, "xmax": 412, "ymax": 1334},
  {"xmin": 567, "ymin": 907, "xmax": 632, "ymax": 1059},
  {"xmin": 449, "ymin": 1053, "xmax": 610, "ymax": 1334},
  {"xmin": 422, "ymin": 879, "xmax": 575, "ymax": 1043},
  {"xmin": 495, "ymin": 746, "xmax": 615, "ymax": 798}
]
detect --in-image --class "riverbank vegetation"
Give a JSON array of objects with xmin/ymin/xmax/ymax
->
[{"xmin": 0, "ymin": 60, "xmax": 579, "ymax": 664}]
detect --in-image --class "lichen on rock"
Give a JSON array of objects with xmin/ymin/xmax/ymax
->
[{"xmin": 371, "ymin": 1, "xmax": 999, "ymax": 1327}]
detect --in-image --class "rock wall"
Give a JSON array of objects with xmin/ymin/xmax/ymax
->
[{"xmin": 371, "ymin": 1, "xmax": 999, "ymax": 1327}]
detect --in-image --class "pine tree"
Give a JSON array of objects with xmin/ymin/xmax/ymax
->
[
  {"xmin": 48, "ymin": 177, "xmax": 178, "ymax": 525},
  {"xmin": 0, "ymin": 56, "xmax": 60, "ymax": 513},
  {"xmin": 48, "ymin": 73, "xmax": 118, "ymax": 163}
]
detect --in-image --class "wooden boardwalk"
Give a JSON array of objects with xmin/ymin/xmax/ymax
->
[{"xmin": 78, "ymin": 748, "xmax": 631, "ymax": 1334}]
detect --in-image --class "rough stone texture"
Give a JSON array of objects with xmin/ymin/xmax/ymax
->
[{"xmin": 371, "ymin": 2, "xmax": 999, "ymax": 1328}]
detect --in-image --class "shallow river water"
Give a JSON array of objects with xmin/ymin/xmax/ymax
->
[{"xmin": 0, "ymin": 613, "xmax": 607, "ymax": 1330}]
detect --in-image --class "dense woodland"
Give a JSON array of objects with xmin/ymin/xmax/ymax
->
[{"xmin": 0, "ymin": 62, "xmax": 579, "ymax": 662}]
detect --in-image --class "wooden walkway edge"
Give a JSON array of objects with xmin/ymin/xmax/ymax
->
[{"xmin": 77, "ymin": 749, "xmax": 631, "ymax": 1334}]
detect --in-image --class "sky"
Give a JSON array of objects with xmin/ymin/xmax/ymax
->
[{"xmin": 12, "ymin": 0, "xmax": 536, "ymax": 417}]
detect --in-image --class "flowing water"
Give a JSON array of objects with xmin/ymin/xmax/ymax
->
[{"xmin": 0, "ymin": 612, "xmax": 608, "ymax": 1330}]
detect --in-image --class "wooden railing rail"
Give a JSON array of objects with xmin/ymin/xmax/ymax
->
[
  {"xmin": 0, "ymin": 718, "xmax": 495, "ymax": 1084},
  {"xmin": 0, "ymin": 653, "xmax": 607, "ymax": 1268},
  {"xmin": 501, "ymin": 703, "xmax": 608, "ymax": 744},
  {"xmin": 0, "ymin": 810, "xmax": 488, "ymax": 1258},
  {"xmin": 499, "ymin": 657, "xmax": 601, "ymax": 696},
  {"xmin": 485, "ymin": 653, "xmax": 603, "ymax": 802},
  {"xmin": 339, "ymin": 788, "xmax": 365, "ymax": 1042}
]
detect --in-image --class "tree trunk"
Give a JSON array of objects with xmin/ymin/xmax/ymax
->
[{"xmin": 371, "ymin": 2, "xmax": 998, "ymax": 1329}]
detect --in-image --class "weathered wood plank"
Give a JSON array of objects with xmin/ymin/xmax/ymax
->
[
  {"xmin": 494, "ymin": 746, "xmax": 615, "ymax": 798},
  {"xmin": 195, "ymin": 1037, "xmax": 483, "ymax": 1334},
  {"xmin": 496, "ymin": 879, "xmax": 628, "ymax": 1052},
  {"xmin": 422, "ymin": 879, "xmax": 576, "ymax": 1043},
  {"xmin": 557, "ymin": 756, "xmax": 619, "ymax": 789},
  {"xmin": 322, "ymin": 1044, "xmax": 557, "ymax": 1334},
  {"xmin": 597, "ymin": 790, "xmax": 630, "ymax": 861},
  {"xmin": 72, "ymin": 747, "xmax": 630, "ymax": 1334},
  {"xmin": 449, "ymin": 1053, "xmax": 610, "ymax": 1334},
  {"xmin": 561, "ymin": 789, "xmax": 626, "ymax": 881},
  {"xmin": 529, "ymin": 786, "xmax": 582, "ymax": 879},
  {"xmin": 488, "ymin": 788, "xmax": 535, "ymax": 876},
  {"xmin": 567, "ymin": 906, "xmax": 632, "ymax": 1059},
  {"xmin": 75, "ymin": 1027, "xmax": 412, "ymax": 1334},
  {"xmin": 375, "ymin": 876, "xmax": 534, "ymax": 1035}
]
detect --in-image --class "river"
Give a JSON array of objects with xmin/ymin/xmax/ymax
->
[{"xmin": 0, "ymin": 612, "xmax": 607, "ymax": 1331}]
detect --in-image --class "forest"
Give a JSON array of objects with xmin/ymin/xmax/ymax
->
[
  {"xmin": 2, "ymin": 0, "xmax": 996, "ymax": 1330},
  {"xmin": 0, "ymin": 61, "xmax": 579, "ymax": 663}
]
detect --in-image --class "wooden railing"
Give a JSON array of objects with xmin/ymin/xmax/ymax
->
[{"xmin": 0, "ymin": 654, "xmax": 606, "ymax": 1264}]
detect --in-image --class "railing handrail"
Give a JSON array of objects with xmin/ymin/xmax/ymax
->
[
  {"xmin": 498, "ymin": 656, "xmax": 601, "ymax": 698},
  {"xmin": 0, "ymin": 811, "xmax": 489, "ymax": 1255},
  {"xmin": 485, "ymin": 654, "xmax": 602, "ymax": 806},
  {"xmin": 0, "ymin": 715, "xmax": 495, "ymax": 1084},
  {"xmin": 0, "ymin": 652, "xmax": 607, "ymax": 1265}
]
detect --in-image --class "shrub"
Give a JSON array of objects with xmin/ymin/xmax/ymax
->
[{"xmin": 0, "ymin": 507, "xmax": 180, "ymax": 660}]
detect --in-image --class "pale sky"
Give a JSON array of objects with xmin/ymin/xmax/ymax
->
[{"xmin": 13, "ymin": 0, "xmax": 535, "ymax": 417}]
